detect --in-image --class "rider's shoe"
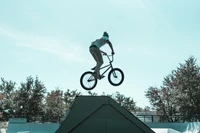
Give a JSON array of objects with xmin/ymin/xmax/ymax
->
[
  {"xmin": 91, "ymin": 66, "xmax": 96, "ymax": 70},
  {"xmin": 99, "ymin": 75, "xmax": 105, "ymax": 80}
]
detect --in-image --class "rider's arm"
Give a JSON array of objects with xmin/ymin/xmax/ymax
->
[
  {"xmin": 100, "ymin": 50, "xmax": 107, "ymax": 55},
  {"xmin": 106, "ymin": 40, "xmax": 115, "ymax": 55}
]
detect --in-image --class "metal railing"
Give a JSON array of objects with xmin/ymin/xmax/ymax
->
[
  {"xmin": 136, "ymin": 115, "xmax": 200, "ymax": 123},
  {"xmin": 0, "ymin": 115, "xmax": 65, "ymax": 124},
  {"xmin": 2, "ymin": 114, "xmax": 200, "ymax": 123}
]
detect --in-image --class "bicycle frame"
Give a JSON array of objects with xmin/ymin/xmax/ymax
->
[
  {"xmin": 99, "ymin": 55, "xmax": 114, "ymax": 76},
  {"xmin": 81, "ymin": 54, "xmax": 124, "ymax": 90}
]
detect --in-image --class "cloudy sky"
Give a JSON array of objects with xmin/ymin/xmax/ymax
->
[{"xmin": 0, "ymin": 0, "xmax": 200, "ymax": 108}]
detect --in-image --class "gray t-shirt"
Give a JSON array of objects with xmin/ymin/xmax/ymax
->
[{"xmin": 91, "ymin": 36, "xmax": 109, "ymax": 48}]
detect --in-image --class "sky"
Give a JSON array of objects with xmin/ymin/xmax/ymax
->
[{"xmin": 0, "ymin": 0, "xmax": 200, "ymax": 108}]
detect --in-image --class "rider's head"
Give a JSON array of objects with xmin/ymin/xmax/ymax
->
[{"xmin": 103, "ymin": 32, "xmax": 109, "ymax": 38}]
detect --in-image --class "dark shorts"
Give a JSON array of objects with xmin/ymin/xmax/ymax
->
[{"xmin": 89, "ymin": 45, "xmax": 98, "ymax": 49}]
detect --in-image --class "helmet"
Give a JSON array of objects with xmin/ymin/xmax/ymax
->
[{"xmin": 103, "ymin": 32, "xmax": 109, "ymax": 38}]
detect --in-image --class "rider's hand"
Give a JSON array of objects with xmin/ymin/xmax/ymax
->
[{"xmin": 103, "ymin": 53, "xmax": 107, "ymax": 55}]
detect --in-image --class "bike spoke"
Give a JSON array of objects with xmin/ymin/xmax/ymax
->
[
  {"xmin": 80, "ymin": 72, "xmax": 97, "ymax": 90},
  {"xmin": 108, "ymin": 68, "xmax": 124, "ymax": 86}
]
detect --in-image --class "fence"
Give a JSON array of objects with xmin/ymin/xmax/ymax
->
[
  {"xmin": 0, "ymin": 115, "xmax": 64, "ymax": 124},
  {"xmin": 136, "ymin": 115, "xmax": 200, "ymax": 123},
  {"xmin": 2, "ymin": 114, "xmax": 200, "ymax": 124}
]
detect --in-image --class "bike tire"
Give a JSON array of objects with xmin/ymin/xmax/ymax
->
[
  {"xmin": 108, "ymin": 68, "xmax": 124, "ymax": 86},
  {"xmin": 80, "ymin": 71, "xmax": 97, "ymax": 90}
]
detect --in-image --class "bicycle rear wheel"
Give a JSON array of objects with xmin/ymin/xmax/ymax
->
[
  {"xmin": 80, "ymin": 71, "xmax": 97, "ymax": 90},
  {"xmin": 108, "ymin": 68, "xmax": 124, "ymax": 86}
]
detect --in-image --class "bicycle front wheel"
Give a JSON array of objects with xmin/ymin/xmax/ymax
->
[
  {"xmin": 80, "ymin": 71, "xmax": 97, "ymax": 90},
  {"xmin": 108, "ymin": 68, "xmax": 124, "ymax": 86}
]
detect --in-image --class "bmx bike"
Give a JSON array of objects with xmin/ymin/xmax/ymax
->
[{"xmin": 80, "ymin": 54, "xmax": 124, "ymax": 90}]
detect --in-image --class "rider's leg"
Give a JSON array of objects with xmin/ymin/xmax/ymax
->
[
  {"xmin": 90, "ymin": 47, "xmax": 103, "ymax": 79},
  {"xmin": 95, "ymin": 50, "xmax": 103, "ymax": 79},
  {"xmin": 90, "ymin": 47, "xmax": 98, "ymax": 70},
  {"xmin": 91, "ymin": 54, "xmax": 97, "ymax": 70}
]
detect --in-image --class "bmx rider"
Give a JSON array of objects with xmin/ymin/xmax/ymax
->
[{"xmin": 89, "ymin": 31, "xmax": 115, "ymax": 79}]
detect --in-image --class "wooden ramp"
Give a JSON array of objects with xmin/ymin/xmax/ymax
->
[{"xmin": 55, "ymin": 95, "xmax": 155, "ymax": 133}]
